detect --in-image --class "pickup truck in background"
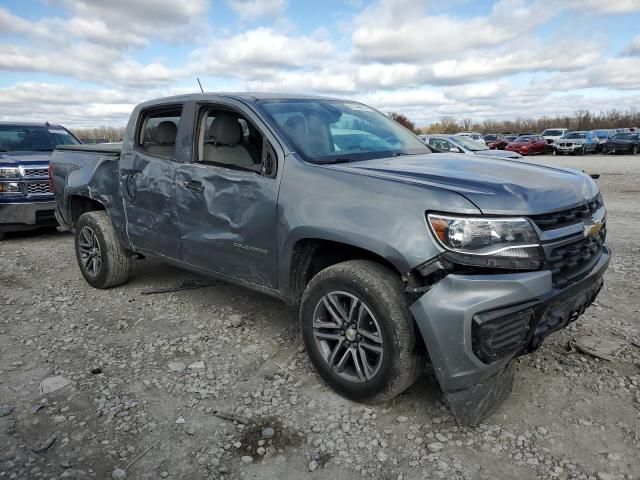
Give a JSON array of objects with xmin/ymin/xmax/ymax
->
[
  {"xmin": 51, "ymin": 93, "xmax": 610, "ymax": 425},
  {"xmin": 0, "ymin": 122, "xmax": 81, "ymax": 239}
]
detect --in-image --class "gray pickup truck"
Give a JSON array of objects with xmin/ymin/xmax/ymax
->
[
  {"xmin": 0, "ymin": 122, "xmax": 81, "ymax": 239},
  {"xmin": 51, "ymin": 93, "xmax": 609, "ymax": 425}
]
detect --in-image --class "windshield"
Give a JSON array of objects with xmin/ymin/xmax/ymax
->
[
  {"xmin": 593, "ymin": 131, "xmax": 609, "ymax": 139},
  {"xmin": 564, "ymin": 132, "xmax": 586, "ymax": 139},
  {"xmin": 452, "ymin": 135, "xmax": 488, "ymax": 151},
  {"xmin": 0, "ymin": 125, "xmax": 80, "ymax": 152},
  {"xmin": 515, "ymin": 136, "xmax": 532, "ymax": 142},
  {"xmin": 542, "ymin": 129, "xmax": 564, "ymax": 136},
  {"xmin": 484, "ymin": 134, "xmax": 497, "ymax": 141},
  {"xmin": 257, "ymin": 99, "xmax": 429, "ymax": 163}
]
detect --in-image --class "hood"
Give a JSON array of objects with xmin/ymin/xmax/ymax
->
[
  {"xmin": 607, "ymin": 138, "xmax": 634, "ymax": 144},
  {"xmin": 559, "ymin": 138, "xmax": 586, "ymax": 144},
  {"xmin": 325, "ymin": 153, "xmax": 599, "ymax": 215},
  {"xmin": 474, "ymin": 150, "xmax": 521, "ymax": 159},
  {"xmin": 0, "ymin": 151, "xmax": 53, "ymax": 166}
]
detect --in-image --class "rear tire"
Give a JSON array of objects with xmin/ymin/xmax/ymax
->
[
  {"xmin": 75, "ymin": 211, "xmax": 131, "ymax": 289},
  {"xmin": 300, "ymin": 260, "xmax": 421, "ymax": 403}
]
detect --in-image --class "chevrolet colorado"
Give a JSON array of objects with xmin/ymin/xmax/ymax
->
[
  {"xmin": 0, "ymin": 122, "xmax": 81, "ymax": 239},
  {"xmin": 51, "ymin": 93, "xmax": 609, "ymax": 425}
]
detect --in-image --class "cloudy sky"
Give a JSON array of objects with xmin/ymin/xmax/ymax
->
[{"xmin": 1, "ymin": 0, "xmax": 640, "ymax": 128}]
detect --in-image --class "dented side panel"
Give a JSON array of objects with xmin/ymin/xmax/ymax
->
[{"xmin": 175, "ymin": 163, "xmax": 279, "ymax": 288}]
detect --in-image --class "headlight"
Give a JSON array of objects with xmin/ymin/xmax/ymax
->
[
  {"xmin": 427, "ymin": 214, "xmax": 542, "ymax": 269},
  {"xmin": 0, "ymin": 167, "xmax": 20, "ymax": 179}
]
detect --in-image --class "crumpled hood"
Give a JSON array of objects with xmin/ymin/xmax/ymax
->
[
  {"xmin": 0, "ymin": 151, "xmax": 52, "ymax": 166},
  {"xmin": 326, "ymin": 153, "xmax": 599, "ymax": 215}
]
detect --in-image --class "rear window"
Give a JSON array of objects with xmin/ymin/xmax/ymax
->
[
  {"xmin": 136, "ymin": 106, "xmax": 183, "ymax": 158},
  {"xmin": 0, "ymin": 125, "xmax": 80, "ymax": 152}
]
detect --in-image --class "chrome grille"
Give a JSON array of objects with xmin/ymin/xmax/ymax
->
[
  {"xmin": 26, "ymin": 181, "xmax": 51, "ymax": 195},
  {"xmin": 23, "ymin": 167, "xmax": 49, "ymax": 178},
  {"xmin": 530, "ymin": 196, "xmax": 603, "ymax": 230}
]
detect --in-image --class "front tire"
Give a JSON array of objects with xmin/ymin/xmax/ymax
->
[
  {"xmin": 75, "ymin": 211, "xmax": 131, "ymax": 289},
  {"xmin": 300, "ymin": 260, "xmax": 421, "ymax": 402}
]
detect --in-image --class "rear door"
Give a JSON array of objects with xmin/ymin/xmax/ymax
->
[
  {"xmin": 175, "ymin": 99, "xmax": 283, "ymax": 289},
  {"xmin": 119, "ymin": 104, "xmax": 184, "ymax": 259}
]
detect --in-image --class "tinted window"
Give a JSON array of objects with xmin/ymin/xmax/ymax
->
[
  {"xmin": 137, "ymin": 107, "xmax": 182, "ymax": 158},
  {"xmin": 0, "ymin": 125, "xmax": 79, "ymax": 152},
  {"xmin": 257, "ymin": 99, "xmax": 428, "ymax": 163},
  {"xmin": 542, "ymin": 129, "xmax": 564, "ymax": 136},
  {"xmin": 484, "ymin": 134, "xmax": 497, "ymax": 141},
  {"xmin": 565, "ymin": 132, "xmax": 586, "ymax": 139}
]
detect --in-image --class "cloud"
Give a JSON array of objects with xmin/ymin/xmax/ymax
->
[
  {"xmin": 625, "ymin": 35, "xmax": 640, "ymax": 56},
  {"xmin": 226, "ymin": 0, "xmax": 288, "ymax": 19},
  {"xmin": 192, "ymin": 27, "xmax": 333, "ymax": 75},
  {"xmin": 571, "ymin": 0, "xmax": 640, "ymax": 14}
]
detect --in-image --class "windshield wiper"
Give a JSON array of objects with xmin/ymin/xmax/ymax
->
[
  {"xmin": 32, "ymin": 148, "xmax": 54, "ymax": 151},
  {"xmin": 313, "ymin": 158, "xmax": 354, "ymax": 165}
]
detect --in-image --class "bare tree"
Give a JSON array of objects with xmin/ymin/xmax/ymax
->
[{"xmin": 389, "ymin": 112, "xmax": 417, "ymax": 132}]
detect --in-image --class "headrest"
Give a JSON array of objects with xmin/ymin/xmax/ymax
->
[
  {"xmin": 207, "ymin": 112, "xmax": 242, "ymax": 145},
  {"xmin": 156, "ymin": 121, "xmax": 177, "ymax": 145}
]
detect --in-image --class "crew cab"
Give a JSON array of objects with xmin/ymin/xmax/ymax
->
[
  {"xmin": 51, "ymin": 93, "xmax": 610, "ymax": 425},
  {"xmin": 0, "ymin": 122, "xmax": 81, "ymax": 239}
]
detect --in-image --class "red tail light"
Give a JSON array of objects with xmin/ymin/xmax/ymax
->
[{"xmin": 48, "ymin": 162, "xmax": 54, "ymax": 191}]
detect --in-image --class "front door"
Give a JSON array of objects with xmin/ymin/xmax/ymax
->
[
  {"xmin": 175, "ymin": 102, "xmax": 281, "ymax": 289},
  {"xmin": 119, "ymin": 104, "xmax": 184, "ymax": 259}
]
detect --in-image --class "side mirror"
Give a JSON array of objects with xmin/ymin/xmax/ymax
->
[
  {"xmin": 450, "ymin": 146, "xmax": 461, "ymax": 153},
  {"xmin": 261, "ymin": 139, "xmax": 277, "ymax": 177}
]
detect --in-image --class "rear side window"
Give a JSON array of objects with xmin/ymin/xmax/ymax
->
[{"xmin": 136, "ymin": 106, "xmax": 183, "ymax": 158}]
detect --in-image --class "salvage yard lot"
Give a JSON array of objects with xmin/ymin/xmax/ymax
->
[{"xmin": 1, "ymin": 154, "xmax": 639, "ymax": 480}]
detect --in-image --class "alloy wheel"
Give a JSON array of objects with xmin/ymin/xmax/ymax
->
[
  {"xmin": 78, "ymin": 226, "xmax": 102, "ymax": 277},
  {"xmin": 312, "ymin": 291, "xmax": 384, "ymax": 383}
]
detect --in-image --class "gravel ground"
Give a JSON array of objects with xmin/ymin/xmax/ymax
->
[{"xmin": 1, "ymin": 154, "xmax": 639, "ymax": 480}]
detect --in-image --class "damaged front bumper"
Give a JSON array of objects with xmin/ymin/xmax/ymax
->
[{"xmin": 410, "ymin": 247, "xmax": 610, "ymax": 426}]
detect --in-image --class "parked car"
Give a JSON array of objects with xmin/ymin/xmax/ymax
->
[
  {"xmin": 554, "ymin": 131, "xmax": 599, "ymax": 156},
  {"xmin": 591, "ymin": 129, "xmax": 614, "ymax": 152},
  {"xmin": 505, "ymin": 135, "xmax": 547, "ymax": 155},
  {"xmin": 51, "ymin": 93, "xmax": 609, "ymax": 425},
  {"xmin": 602, "ymin": 132, "xmax": 640, "ymax": 154},
  {"xmin": 483, "ymin": 133, "xmax": 508, "ymax": 150},
  {"xmin": 456, "ymin": 131, "xmax": 485, "ymax": 143},
  {"xmin": 423, "ymin": 134, "xmax": 522, "ymax": 159},
  {"xmin": 541, "ymin": 128, "xmax": 569, "ymax": 146},
  {"xmin": 0, "ymin": 122, "xmax": 81, "ymax": 239}
]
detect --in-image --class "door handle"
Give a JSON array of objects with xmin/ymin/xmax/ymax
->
[{"xmin": 182, "ymin": 180, "xmax": 205, "ymax": 193}]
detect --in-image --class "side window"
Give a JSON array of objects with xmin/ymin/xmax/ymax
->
[
  {"xmin": 137, "ymin": 106, "xmax": 182, "ymax": 158},
  {"xmin": 196, "ymin": 108, "xmax": 268, "ymax": 174}
]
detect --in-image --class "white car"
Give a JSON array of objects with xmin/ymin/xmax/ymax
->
[
  {"xmin": 541, "ymin": 128, "xmax": 569, "ymax": 146},
  {"xmin": 456, "ymin": 132, "xmax": 485, "ymax": 144}
]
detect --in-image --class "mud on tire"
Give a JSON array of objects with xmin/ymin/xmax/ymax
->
[
  {"xmin": 75, "ymin": 211, "xmax": 131, "ymax": 289},
  {"xmin": 300, "ymin": 260, "xmax": 421, "ymax": 402}
]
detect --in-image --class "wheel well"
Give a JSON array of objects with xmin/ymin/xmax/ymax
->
[
  {"xmin": 68, "ymin": 195, "xmax": 106, "ymax": 228},
  {"xmin": 289, "ymin": 239, "xmax": 399, "ymax": 301}
]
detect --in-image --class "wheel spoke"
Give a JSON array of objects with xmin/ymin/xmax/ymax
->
[
  {"xmin": 358, "ymin": 328, "xmax": 382, "ymax": 344},
  {"xmin": 351, "ymin": 349, "xmax": 365, "ymax": 381},
  {"xmin": 314, "ymin": 331, "xmax": 341, "ymax": 341},
  {"xmin": 84, "ymin": 253, "xmax": 94, "ymax": 270},
  {"xmin": 334, "ymin": 347, "xmax": 350, "ymax": 372},
  {"xmin": 360, "ymin": 340, "xmax": 383, "ymax": 354},
  {"xmin": 358, "ymin": 346, "xmax": 375, "ymax": 380},
  {"xmin": 322, "ymin": 295, "xmax": 345, "ymax": 326},
  {"xmin": 313, "ymin": 319, "xmax": 341, "ymax": 330},
  {"xmin": 347, "ymin": 296, "xmax": 359, "ymax": 323},
  {"xmin": 327, "ymin": 339, "xmax": 345, "ymax": 366}
]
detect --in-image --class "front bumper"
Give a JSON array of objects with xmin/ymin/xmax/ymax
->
[
  {"xmin": 0, "ymin": 200, "xmax": 58, "ymax": 232},
  {"xmin": 554, "ymin": 144, "xmax": 583, "ymax": 154},
  {"xmin": 410, "ymin": 247, "xmax": 610, "ymax": 425}
]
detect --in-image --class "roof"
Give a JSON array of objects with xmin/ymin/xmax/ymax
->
[
  {"xmin": 0, "ymin": 121, "xmax": 65, "ymax": 128},
  {"xmin": 136, "ymin": 92, "xmax": 343, "ymax": 109}
]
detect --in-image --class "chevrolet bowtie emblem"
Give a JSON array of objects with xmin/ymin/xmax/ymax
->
[{"xmin": 584, "ymin": 221, "xmax": 603, "ymax": 238}]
